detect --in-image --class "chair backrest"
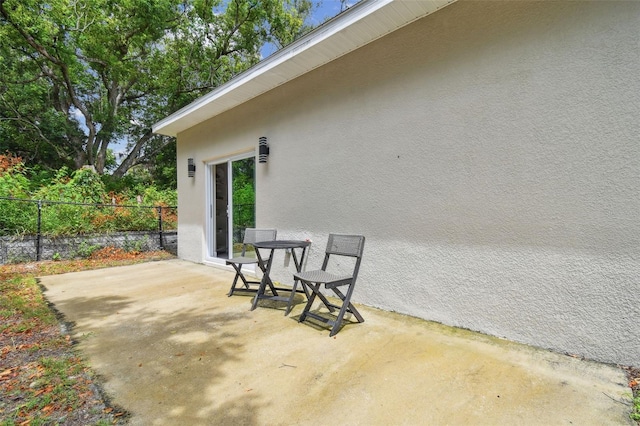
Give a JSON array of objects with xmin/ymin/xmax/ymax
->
[
  {"xmin": 322, "ymin": 234, "xmax": 365, "ymax": 279},
  {"xmin": 243, "ymin": 228, "xmax": 277, "ymax": 245},
  {"xmin": 325, "ymin": 234, "xmax": 365, "ymax": 258},
  {"xmin": 241, "ymin": 228, "xmax": 277, "ymax": 255}
]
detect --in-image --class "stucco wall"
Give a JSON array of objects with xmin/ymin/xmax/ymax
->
[{"xmin": 177, "ymin": 1, "xmax": 640, "ymax": 365}]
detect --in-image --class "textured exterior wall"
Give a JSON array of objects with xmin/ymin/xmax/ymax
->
[{"xmin": 177, "ymin": 1, "xmax": 640, "ymax": 365}]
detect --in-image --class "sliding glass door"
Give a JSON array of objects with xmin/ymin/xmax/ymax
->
[{"xmin": 207, "ymin": 155, "xmax": 255, "ymax": 260}]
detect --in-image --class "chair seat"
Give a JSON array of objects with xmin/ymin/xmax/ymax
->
[
  {"xmin": 294, "ymin": 269, "xmax": 351, "ymax": 286},
  {"xmin": 226, "ymin": 256, "xmax": 259, "ymax": 265}
]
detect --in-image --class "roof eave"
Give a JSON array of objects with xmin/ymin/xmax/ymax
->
[{"xmin": 152, "ymin": 0, "xmax": 457, "ymax": 137}]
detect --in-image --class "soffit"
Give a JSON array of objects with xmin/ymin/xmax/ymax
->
[{"xmin": 153, "ymin": 0, "xmax": 457, "ymax": 137}]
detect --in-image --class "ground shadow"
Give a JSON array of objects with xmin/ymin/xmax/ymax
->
[{"xmin": 40, "ymin": 271, "xmax": 268, "ymax": 424}]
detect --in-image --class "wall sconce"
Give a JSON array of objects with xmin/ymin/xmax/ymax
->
[
  {"xmin": 187, "ymin": 158, "xmax": 196, "ymax": 177},
  {"xmin": 259, "ymin": 136, "xmax": 269, "ymax": 163}
]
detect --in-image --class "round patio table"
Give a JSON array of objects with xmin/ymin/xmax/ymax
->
[{"xmin": 251, "ymin": 240, "xmax": 311, "ymax": 315}]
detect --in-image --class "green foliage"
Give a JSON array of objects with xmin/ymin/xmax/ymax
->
[
  {"xmin": 232, "ymin": 158, "xmax": 255, "ymax": 234},
  {"xmin": 33, "ymin": 167, "xmax": 106, "ymax": 203},
  {"xmin": 0, "ymin": 163, "xmax": 30, "ymax": 198},
  {"xmin": 72, "ymin": 242, "xmax": 101, "ymax": 259},
  {"xmin": 0, "ymin": 159, "xmax": 176, "ymax": 236},
  {"xmin": 0, "ymin": 0, "xmax": 312, "ymax": 177},
  {"xmin": 28, "ymin": 167, "xmax": 108, "ymax": 235},
  {"xmin": 101, "ymin": 168, "xmax": 148, "ymax": 195},
  {"xmin": 25, "ymin": 167, "xmax": 58, "ymax": 192},
  {"xmin": 632, "ymin": 394, "xmax": 640, "ymax": 421},
  {"xmin": 150, "ymin": 140, "xmax": 177, "ymax": 190},
  {"xmin": 123, "ymin": 236, "xmax": 148, "ymax": 254},
  {"xmin": 0, "ymin": 276, "xmax": 57, "ymax": 331},
  {"xmin": 0, "ymin": 163, "xmax": 38, "ymax": 234}
]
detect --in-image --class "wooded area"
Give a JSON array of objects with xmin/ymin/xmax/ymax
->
[{"xmin": 0, "ymin": 0, "xmax": 314, "ymax": 183}]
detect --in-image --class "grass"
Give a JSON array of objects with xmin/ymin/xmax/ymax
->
[
  {"xmin": 626, "ymin": 366, "xmax": 640, "ymax": 424},
  {"xmin": 0, "ymin": 249, "xmax": 175, "ymax": 425},
  {"xmin": 632, "ymin": 389, "xmax": 640, "ymax": 422}
]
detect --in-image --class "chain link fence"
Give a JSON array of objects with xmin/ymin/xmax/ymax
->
[{"xmin": 0, "ymin": 196, "xmax": 177, "ymax": 264}]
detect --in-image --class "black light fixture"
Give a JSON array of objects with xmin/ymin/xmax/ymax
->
[
  {"xmin": 259, "ymin": 136, "xmax": 269, "ymax": 163},
  {"xmin": 187, "ymin": 158, "xmax": 196, "ymax": 177}
]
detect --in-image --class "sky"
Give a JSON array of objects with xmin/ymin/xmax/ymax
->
[
  {"xmin": 260, "ymin": 0, "xmax": 361, "ymax": 57},
  {"xmin": 308, "ymin": 0, "xmax": 361, "ymax": 26}
]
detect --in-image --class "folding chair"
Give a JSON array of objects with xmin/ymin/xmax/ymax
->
[
  {"xmin": 294, "ymin": 234, "xmax": 365, "ymax": 336},
  {"xmin": 227, "ymin": 228, "xmax": 277, "ymax": 296}
]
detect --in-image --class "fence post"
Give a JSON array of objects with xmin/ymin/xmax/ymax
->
[
  {"xmin": 157, "ymin": 206, "xmax": 164, "ymax": 250},
  {"xmin": 36, "ymin": 200, "xmax": 42, "ymax": 261}
]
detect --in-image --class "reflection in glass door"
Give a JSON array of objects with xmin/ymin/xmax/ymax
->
[
  {"xmin": 208, "ymin": 156, "xmax": 255, "ymax": 260},
  {"xmin": 230, "ymin": 158, "xmax": 256, "ymax": 257},
  {"xmin": 214, "ymin": 163, "xmax": 229, "ymax": 258}
]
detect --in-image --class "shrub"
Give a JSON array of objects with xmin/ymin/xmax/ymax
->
[
  {"xmin": 0, "ymin": 161, "xmax": 37, "ymax": 235},
  {"xmin": 0, "ymin": 159, "xmax": 177, "ymax": 237}
]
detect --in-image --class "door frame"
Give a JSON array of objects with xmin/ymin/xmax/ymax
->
[{"xmin": 204, "ymin": 151, "xmax": 256, "ymax": 267}]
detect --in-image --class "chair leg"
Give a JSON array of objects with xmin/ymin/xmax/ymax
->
[
  {"xmin": 228, "ymin": 264, "xmax": 256, "ymax": 296},
  {"xmin": 227, "ymin": 269, "xmax": 242, "ymax": 296},
  {"xmin": 329, "ymin": 283, "xmax": 363, "ymax": 337},
  {"xmin": 331, "ymin": 286, "xmax": 364, "ymax": 323},
  {"xmin": 298, "ymin": 281, "xmax": 318, "ymax": 323},
  {"xmin": 314, "ymin": 290, "xmax": 336, "ymax": 313},
  {"xmin": 299, "ymin": 281, "xmax": 364, "ymax": 337},
  {"xmin": 284, "ymin": 278, "xmax": 301, "ymax": 316}
]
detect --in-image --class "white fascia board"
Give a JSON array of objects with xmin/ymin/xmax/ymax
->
[{"xmin": 153, "ymin": 0, "xmax": 456, "ymax": 137}]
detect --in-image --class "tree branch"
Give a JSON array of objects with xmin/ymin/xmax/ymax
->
[
  {"xmin": 0, "ymin": 3, "xmax": 61, "ymax": 66},
  {"xmin": 111, "ymin": 129, "xmax": 157, "ymax": 177}
]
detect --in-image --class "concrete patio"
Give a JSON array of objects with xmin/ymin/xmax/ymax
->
[{"xmin": 40, "ymin": 259, "xmax": 633, "ymax": 425}]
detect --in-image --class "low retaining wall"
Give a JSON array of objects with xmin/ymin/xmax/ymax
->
[{"xmin": 0, "ymin": 231, "xmax": 177, "ymax": 264}]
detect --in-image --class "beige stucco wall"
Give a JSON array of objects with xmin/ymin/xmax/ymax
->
[{"xmin": 176, "ymin": 1, "xmax": 640, "ymax": 365}]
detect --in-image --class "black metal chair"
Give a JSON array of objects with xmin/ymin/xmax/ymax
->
[
  {"xmin": 294, "ymin": 234, "xmax": 365, "ymax": 336},
  {"xmin": 226, "ymin": 228, "xmax": 277, "ymax": 296}
]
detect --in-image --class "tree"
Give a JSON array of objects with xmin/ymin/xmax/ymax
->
[{"xmin": 0, "ymin": 0, "xmax": 311, "ymax": 177}]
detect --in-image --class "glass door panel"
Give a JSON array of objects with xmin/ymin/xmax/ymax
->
[
  {"xmin": 208, "ymin": 155, "xmax": 255, "ymax": 260},
  {"xmin": 214, "ymin": 163, "xmax": 229, "ymax": 258},
  {"xmin": 231, "ymin": 157, "xmax": 255, "ymax": 258}
]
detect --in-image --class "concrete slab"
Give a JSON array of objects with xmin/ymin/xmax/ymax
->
[{"xmin": 40, "ymin": 259, "xmax": 633, "ymax": 425}]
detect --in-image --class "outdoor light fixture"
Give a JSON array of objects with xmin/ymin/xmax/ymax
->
[
  {"xmin": 188, "ymin": 158, "xmax": 196, "ymax": 177},
  {"xmin": 259, "ymin": 136, "xmax": 269, "ymax": 163}
]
